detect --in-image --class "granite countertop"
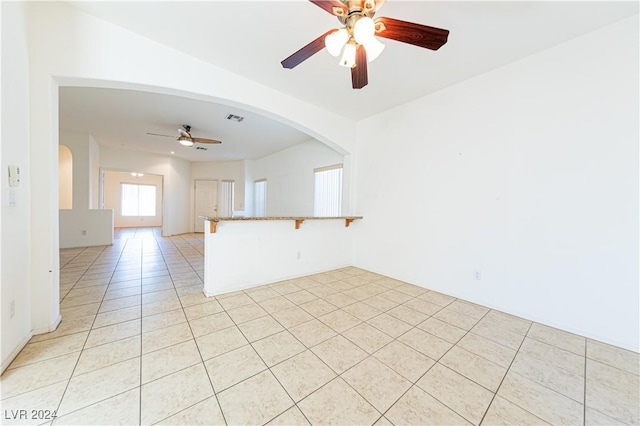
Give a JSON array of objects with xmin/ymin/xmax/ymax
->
[{"xmin": 199, "ymin": 216, "xmax": 363, "ymax": 222}]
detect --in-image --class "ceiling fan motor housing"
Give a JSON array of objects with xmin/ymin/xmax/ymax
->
[{"xmin": 341, "ymin": 0, "xmax": 373, "ymax": 29}]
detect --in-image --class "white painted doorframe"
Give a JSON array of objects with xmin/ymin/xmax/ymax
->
[{"xmin": 194, "ymin": 179, "xmax": 218, "ymax": 232}]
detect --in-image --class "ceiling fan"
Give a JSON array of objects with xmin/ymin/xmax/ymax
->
[
  {"xmin": 281, "ymin": 0, "xmax": 449, "ymax": 89},
  {"xmin": 146, "ymin": 125, "xmax": 222, "ymax": 147}
]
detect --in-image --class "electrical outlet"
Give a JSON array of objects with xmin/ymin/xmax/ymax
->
[
  {"xmin": 296, "ymin": 251, "xmax": 302, "ymax": 260},
  {"xmin": 10, "ymin": 300, "xmax": 15, "ymax": 319},
  {"xmin": 81, "ymin": 230, "xmax": 87, "ymax": 236},
  {"xmin": 473, "ymin": 270, "xmax": 482, "ymax": 280}
]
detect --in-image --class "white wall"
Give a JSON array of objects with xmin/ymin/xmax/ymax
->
[
  {"xmin": 100, "ymin": 146, "xmax": 191, "ymax": 236},
  {"xmin": 57, "ymin": 131, "xmax": 113, "ymax": 248},
  {"xmin": 89, "ymin": 135, "xmax": 100, "ymax": 209},
  {"xmin": 354, "ymin": 16, "xmax": 639, "ymax": 351},
  {"xmin": 59, "ymin": 209, "xmax": 113, "ymax": 248},
  {"xmin": 203, "ymin": 219, "xmax": 355, "ymax": 295},
  {"xmin": 58, "ymin": 145, "xmax": 73, "ymax": 209},
  {"xmin": 60, "ymin": 131, "xmax": 92, "ymax": 209},
  {"xmin": 191, "ymin": 161, "xmax": 245, "ymax": 228},
  {"xmin": 104, "ymin": 171, "xmax": 163, "ymax": 228},
  {"xmin": 253, "ymin": 140, "xmax": 344, "ymax": 216},
  {"xmin": 1, "ymin": 1, "xmax": 33, "ymax": 371},
  {"xmin": 167, "ymin": 156, "xmax": 192, "ymax": 236},
  {"xmin": 243, "ymin": 160, "xmax": 255, "ymax": 217}
]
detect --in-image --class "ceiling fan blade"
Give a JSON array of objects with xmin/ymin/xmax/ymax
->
[
  {"xmin": 351, "ymin": 45, "xmax": 368, "ymax": 89},
  {"xmin": 191, "ymin": 137, "xmax": 222, "ymax": 145},
  {"xmin": 309, "ymin": 0, "xmax": 347, "ymax": 16},
  {"xmin": 376, "ymin": 17, "xmax": 449, "ymax": 50},
  {"xmin": 281, "ymin": 29, "xmax": 335, "ymax": 69},
  {"xmin": 146, "ymin": 132, "xmax": 175, "ymax": 138}
]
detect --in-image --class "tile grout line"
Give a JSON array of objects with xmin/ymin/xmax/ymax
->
[
  {"xmin": 53, "ymin": 240, "xmax": 128, "ymax": 420},
  {"xmin": 256, "ymin": 281, "xmax": 435, "ymax": 424},
  {"xmin": 140, "ymin": 232, "xmax": 189, "ymax": 420},
  {"xmin": 225, "ymin": 307, "xmax": 307, "ymax": 425},
  {"xmin": 212, "ymin": 287, "xmax": 303, "ymax": 423},
  {"xmin": 138, "ymin": 236, "xmax": 144, "ymax": 426},
  {"xmin": 155, "ymin": 232, "xmax": 229, "ymax": 426},
  {"xmin": 262, "ymin": 293, "xmax": 377, "ymax": 423},
  {"xmin": 21, "ymin": 246, "xmax": 117, "ymax": 346},
  {"xmin": 375, "ymin": 305, "xmax": 492, "ymax": 425},
  {"xmin": 60, "ymin": 246, "xmax": 110, "ymax": 305},
  {"xmin": 477, "ymin": 321, "xmax": 534, "ymax": 426},
  {"xmin": 55, "ymin": 234, "xmax": 161, "ymax": 423},
  {"xmin": 515, "ymin": 330, "xmax": 592, "ymax": 406},
  {"xmin": 583, "ymin": 339, "xmax": 587, "ymax": 426},
  {"xmin": 171, "ymin": 233, "xmax": 203, "ymax": 278},
  {"xmin": 211, "ymin": 276, "xmax": 386, "ymax": 424},
  {"xmin": 58, "ymin": 246, "xmax": 91, "ymax": 300},
  {"xmin": 46, "ymin": 387, "xmax": 138, "ymax": 425}
]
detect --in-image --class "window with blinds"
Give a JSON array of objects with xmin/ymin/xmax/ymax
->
[
  {"xmin": 121, "ymin": 183, "xmax": 156, "ymax": 216},
  {"xmin": 254, "ymin": 179, "xmax": 267, "ymax": 217},
  {"xmin": 314, "ymin": 164, "xmax": 343, "ymax": 217},
  {"xmin": 220, "ymin": 180, "xmax": 235, "ymax": 217}
]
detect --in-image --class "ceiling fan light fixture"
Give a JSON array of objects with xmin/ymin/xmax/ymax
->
[
  {"xmin": 363, "ymin": 37, "xmax": 385, "ymax": 62},
  {"xmin": 339, "ymin": 41, "xmax": 357, "ymax": 68},
  {"xmin": 178, "ymin": 136, "xmax": 194, "ymax": 147},
  {"xmin": 325, "ymin": 28, "xmax": 349, "ymax": 57},
  {"xmin": 281, "ymin": 1, "xmax": 450, "ymax": 89},
  {"xmin": 353, "ymin": 17, "xmax": 376, "ymax": 45}
]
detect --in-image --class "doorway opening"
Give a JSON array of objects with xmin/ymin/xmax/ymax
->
[
  {"xmin": 101, "ymin": 170, "xmax": 165, "ymax": 232},
  {"xmin": 194, "ymin": 179, "xmax": 218, "ymax": 232}
]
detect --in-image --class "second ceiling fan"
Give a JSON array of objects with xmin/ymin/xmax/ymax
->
[
  {"xmin": 147, "ymin": 125, "xmax": 222, "ymax": 147},
  {"xmin": 281, "ymin": 0, "xmax": 449, "ymax": 89}
]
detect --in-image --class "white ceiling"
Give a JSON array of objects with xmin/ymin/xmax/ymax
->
[
  {"xmin": 59, "ymin": 87, "xmax": 312, "ymax": 161},
  {"xmin": 60, "ymin": 1, "xmax": 638, "ymax": 161}
]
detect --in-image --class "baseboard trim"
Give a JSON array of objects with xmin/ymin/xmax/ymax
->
[
  {"xmin": 2, "ymin": 315, "xmax": 63, "ymax": 374},
  {"xmin": 31, "ymin": 314, "xmax": 62, "ymax": 336},
  {"xmin": 1, "ymin": 331, "xmax": 33, "ymax": 374}
]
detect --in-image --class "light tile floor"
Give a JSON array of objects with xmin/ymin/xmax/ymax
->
[{"xmin": 1, "ymin": 227, "xmax": 638, "ymax": 425}]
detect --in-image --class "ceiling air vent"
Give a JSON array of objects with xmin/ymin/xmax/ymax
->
[
  {"xmin": 226, "ymin": 114, "xmax": 245, "ymax": 122},
  {"xmin": 196, "ymin": 146, "xmax": 208, "ymax": 150}
]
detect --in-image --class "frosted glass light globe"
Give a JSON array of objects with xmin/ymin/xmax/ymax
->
[{"xmin": 325, "ymin": 28, "xmax": 349, "ymax": 57}]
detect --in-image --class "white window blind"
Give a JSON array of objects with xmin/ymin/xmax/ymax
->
[
  {"xmin": 121, "ymin": 183, "xmax": 156, "ymax": 216},
  {"xmin": 220, "ymin": 180, "xmax": 235, "ymax": 217},
  {"xmin": 314, "ymin": 164, "xmax": 343, "ymax": 217},
  {"xmin": 254, "ymin": 179, "xmax": 267, "ymax": 217}
]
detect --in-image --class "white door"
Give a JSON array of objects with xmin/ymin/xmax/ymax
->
[{"xmin": 194, "ymin": 180, "xmax": 218, "ymax": 232}]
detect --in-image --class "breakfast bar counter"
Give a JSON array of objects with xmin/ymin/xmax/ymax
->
[
  {"xmin": 199, "ymin": 216, "xmax": 363, "ymax": 296},
  {"xmin": 201, "ymin": 215, "xmax": 363, "ymax": 233}
]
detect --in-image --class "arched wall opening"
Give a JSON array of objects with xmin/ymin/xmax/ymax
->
[
  {"xmin": 56, "ymin": 78, "xmax": 353, "ymax": 156},
  {"xmin": 27, "ymin": 0, "xmax": 359, "ymax": 344},
  {"xmin": 59, "ymin": 80, "xmax": 356, "ymax": 227}
]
